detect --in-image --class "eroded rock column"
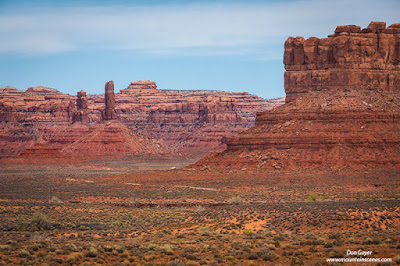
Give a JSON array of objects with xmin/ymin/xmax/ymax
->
[
  {"xmin": 102, "ymin": 81, "xmax": 115, "ymax": 120},
  {"xmin": 72, "ymin": 90, "xmax": 88, "ymax": 123}
]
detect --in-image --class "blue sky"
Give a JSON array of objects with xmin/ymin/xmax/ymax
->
[{"xmin": 0, "ymin": 0, "xmax": 399, "ymax": 99}]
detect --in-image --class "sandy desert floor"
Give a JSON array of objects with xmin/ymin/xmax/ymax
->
[{"xmin": 0, "ymin": 157, "xmax": 399, "ymax": 265}]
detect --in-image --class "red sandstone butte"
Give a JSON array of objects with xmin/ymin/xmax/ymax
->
[
  {"xmin": 193, "ymin": 21, "xmax": 400, "ymax": 170},
  {"xmin": 283, "ymin": 21, "xmax": 400, "ymax": 103}
]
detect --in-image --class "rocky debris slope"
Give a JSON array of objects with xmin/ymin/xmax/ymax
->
[
  {"xmin": 18, "ymin": 144, "xmax": 64, "ymax": 159},
  {"xmin": 0, "ymin": 123, "xmax": 35, "ymax": 158},
  {"xmin": 61, "ymin": 120, "xmax": 164, "ymax": 155},
  {"xmin": 193, "ymin": 21, "xmax": 400, "ymax": 170},
  {"xmin": 0, "ymin": 81, "xmax": 283, "ymax": 157}
]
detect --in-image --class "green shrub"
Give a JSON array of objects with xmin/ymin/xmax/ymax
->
[
  {"xmin": 162, "ymin": 244, "xmax": 173, "ymax": 254},
  {"xmin": 28, "ymin": 213, "xmax": 52, "ymax": 231},
  {"xmin": 103, "ymin": 245, "xmax": 114, "ymax": 252},
  {"xmin": 86, "ymin": 247, "xmax": 99, "ymax": 257},
  {"xmin": 18, "ymin": 249, "xmax": 30, "ymax": 258},
  {"xmin": 229, "ymin": 196, "xmax": 243, "ymax": 204},
  {"xmin": 49, "ymin": 196, "xmax": 64, "ymax": 204},
  {"xmin": 306, "ymin": 193, "xmax": 321, "ymax": 202},
  {"xmin": 243, "ymin": 229, "xmax": 254, "ymax": 236}
]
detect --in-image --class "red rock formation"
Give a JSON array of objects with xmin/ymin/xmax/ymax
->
[
  {"xmin": 0, "ymin": 86, "xmax": 72, "ymax": 123},
  {"xmin": 0, "ymin": 83, "xmax": 284, "ymax": 157},
  {"xmin": 284, "ymin": 21, "xmax": 400, "ymax": 102},
  {"xmin": 113, "ymin": 82, "xmax": 282, "ymax": 154},
  {"xmin": 72, "ymin": 90, "xmax": 88, "ymax": 123},
  {"xmin": 77, "ymin": 90, "xmax": 88, "ymax": 110},
  {"xmin": 62, "ymin": 120, "xmax": 164, "ymax": 155},
  {"xmin": 102, "ymin": 81, "xmax": 116, "ymax": 120},
  {"xmin": 0, "ymin": 123, "xmax": 35, "ymax": 158},
  {"xmin": 124, "ymin": 80, "xmax": 158, "ymax": 91},
  {"xmin": 194, "ymin": 22, "xmax": 400, "ymax": 170},
  {"xmin": 19, "ymin": 143, "xmax": 63, "ymax": 159},
  {"xmin": 0, "ymin": 86, "xmax": 73, "ymax": 157},
  {"xmin": 25, "ymin": 86, "xmax": 59, "ymax": 94}
]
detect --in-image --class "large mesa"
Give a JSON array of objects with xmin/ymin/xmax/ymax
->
[
  {"xmin": 194, "ymin": 21, "xmax": 400, "ymax": 170},
  {"xmin": 284, "ymin": 21, "xmax": 400, "ymax": 102}
]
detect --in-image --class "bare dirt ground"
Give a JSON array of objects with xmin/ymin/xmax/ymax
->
[{"xmin": 0, "ymin": 157, "xmax": 399, "ymax": 265}]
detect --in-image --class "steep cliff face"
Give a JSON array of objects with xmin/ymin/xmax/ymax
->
[
  {"xmin": 284, "ymin": 21, "xmax": 400, "ymax": 102},
  {"xmin": 0, "ymin": 82, "xmax": 282, "ymax": 157},
  {"xmin": 114, "ymin": 81, "xmax": 283, "ymax": 153},
  {"xmin": 0, "ymin": 87, "xmax": 73, "ymax": 157},
  {"xmin": 194, "ymin": 22, "xmax": 400, "ymax": 170},
  {"xmin": 0, "ymin": 87, "xmax": 72, "ymax": 123}
]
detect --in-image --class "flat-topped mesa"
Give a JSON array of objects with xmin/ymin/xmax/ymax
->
[
  {"xmin": 121, "ymin": 80, "xmax": 159, "ymax": 93},
  {"xmin": 284, "ymin": 21, "xmax": 400, "ymax": 102},
  {"xmin": 72, "ymin": 90, "xmax": 88, "ymax": 123},
  {"xmin": 25, "ymin": 86, "xmax": 59, "ymax": 94},
  {"xmin": 102, "ymin": 81, "xmax": 116, "ymax": 120},
  {"xmin": 0, "ymin": 87, "xmax": 22, "ymax": 94},
  {"xmin": 24, "ymin": 86, "xmax": 70, "ymax": 101}
]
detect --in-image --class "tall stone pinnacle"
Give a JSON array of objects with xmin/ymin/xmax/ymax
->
[{"xmin": 102, "ymin": 80, "xmax": 116, "ymax": 120}]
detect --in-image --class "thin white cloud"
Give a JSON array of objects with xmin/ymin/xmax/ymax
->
[{"xmin": 0, "ymin": 0, "xmax": 398, "ymax": 57}]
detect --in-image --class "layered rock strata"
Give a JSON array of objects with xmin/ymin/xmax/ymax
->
[
  {"xmin": 284, "ymin": 21, "xmax": 400, "ymax": 102},
  {"xmin": 19, "ymin": 144, "xmax": 63, "ymax": 159},
  {"xmin": 0, "ymin": 82, "xmax": 283, "ymax": 157},
  {"xmin": 61, "ymin": 120, "xmax": 164, "ymax": 155},
  {"xmin": 194, "ymin": 22, "xmax": 400, "ymax": 170}
]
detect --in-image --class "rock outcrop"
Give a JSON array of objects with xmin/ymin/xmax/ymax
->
[
  {"xmin": 0, "ymin": 82, "xmax": 283, "ymax": 157},
  {"xmin": 61, "ymin": 120, "xmax": 164, "ymax": 155},
  {"xmin": 194, "ymin": 22, "xmax": 400, "ymax": 170},
  {"xmin": 112, "ymin": 82, "xmax": 283, "ymax": 154},
  {"xmin": 102, "ymin": 81, "xmax": 116, "ymax": 120},
  {"xmin": 0, "ymin": 86, "xmax": 72, "ymax": 123},
  {"xmin": 0, "ymin": 123, "xmax": 35, "ymax": 158},
  {"xmin": 125, "ymin": 80, "xmax": 158, "ymax": 91},
  {"xmin": 72, "ymin": 90, "xmax": 88, "ymax": 123},
  {"xmin": 284, "ymin": 21, "xmax": 400, "ymax": 102}
]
